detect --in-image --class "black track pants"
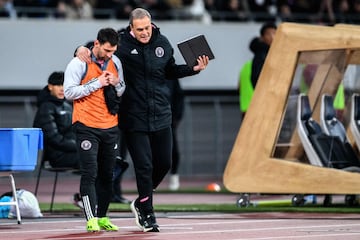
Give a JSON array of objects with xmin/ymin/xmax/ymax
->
[{"xmin": 125, "ymin": 127, "xmax": 172, "ymax": 212}]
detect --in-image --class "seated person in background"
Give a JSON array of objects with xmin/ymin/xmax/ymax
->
[
  {"xmin": 33, "ymin": 71, "xmax": 82, "ymax": 208},
  {"xmin": 33, "ymin": 71, "xmax": 80, "ymax": 169}
]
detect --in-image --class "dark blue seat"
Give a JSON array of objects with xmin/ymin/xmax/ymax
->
[
  {"xmin": 320, "ymin": 94, "xmax": 360, "ymax": 170},
  {"xmin": 297, "ymin": 94, "xmax": 360, "ymax": 206},
  {"xmin": 34, "ymin": 154, "xmax": 75, "ymax": 213}
]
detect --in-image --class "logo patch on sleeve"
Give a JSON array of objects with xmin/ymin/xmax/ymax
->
[{"xmin": 81, "ymin": 140, "xmax": 92, "ymax": 150}]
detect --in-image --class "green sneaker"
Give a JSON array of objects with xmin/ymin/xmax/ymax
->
[
  {"xmin": 87, "ymin": 217, "xmax": 100, "ymax": 232},
  {"xmin": 98, "ymin": 217, "xmax": 119, "ymax": 231}
]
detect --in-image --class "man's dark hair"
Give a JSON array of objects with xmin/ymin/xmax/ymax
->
[
  {"xmin": 97, "ymin": 28, "xmax": 119, "ymax": 46},
  {"xmin": 260, "ymin": 22, "xmax": 277, "ymax": 36},
  {"xmin": 48, "ymin": 71, "xmax": 64, "ymax": 85}
]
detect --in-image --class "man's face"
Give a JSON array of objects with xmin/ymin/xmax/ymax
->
[
  {"xmin": 94, "ymin": 41, "xmax": 117, "ymax": 61},
  {"xmin": 262, "ymin": 28, "xmax": 276, "ymax": 46},
  {"xmin": 130, "ymin": 16, "xmax": 152, "ymax": 44},
  {"xmin": 48, "ymin": 84, "xmax": 64, "ymax": 99}
]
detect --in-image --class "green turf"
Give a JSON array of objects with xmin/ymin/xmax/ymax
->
[
  {"xmin": 39, "ymin": 189, "xmax": 360, "ymax": 214},
  {"xmin": 39, "ymin": 202, "xmax": 360, "ymax": 214}
]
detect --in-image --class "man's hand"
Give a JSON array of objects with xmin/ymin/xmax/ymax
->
[
  {"xmin": 103, "ymin": 70, "xmax": 119, "ymax": 86},
  {"xmin": 76, "ymin": 46, "xmax": 91, "ymax": 64},
  {"xmin": 98, "ymin": 72, "xmax": 110, "ymax": 87},
  {"xmin": 193, "ymin": 55, "xmax": 209, "ymax": 71}
]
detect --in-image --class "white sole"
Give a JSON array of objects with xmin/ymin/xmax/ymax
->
[{"xmin": 130, "ymin": 200, "xmax": 143, "ymax": 230}]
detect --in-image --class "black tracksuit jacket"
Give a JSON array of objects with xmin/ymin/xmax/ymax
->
[{"xmin": 116, "ymin": 24, "xmax": 198, "ymax": 132}]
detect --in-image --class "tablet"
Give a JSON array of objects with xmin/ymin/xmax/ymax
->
[{"xmin": 177, "ymin": 34, "xmax": 215, "ymax": 67}]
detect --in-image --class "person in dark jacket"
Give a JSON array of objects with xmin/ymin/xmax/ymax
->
[
  {"xmin": 33, "ymin": 71, "xmax": 79, "ymax": 169},
  {"xmin": 250, "ymin": 22, "xmax": 277, "ymax": 88},
  {"xmin": 76, "ymin": 7, "xmax": 209, "ymax": 232},
  {"xmin": 33, "ymin": 71, "xmax": 83, "ymax": 209}
]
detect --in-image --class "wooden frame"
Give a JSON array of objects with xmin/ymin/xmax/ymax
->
[{"xmin": 223, "ymin": 23, "xmax": 360, "ymax": 194}]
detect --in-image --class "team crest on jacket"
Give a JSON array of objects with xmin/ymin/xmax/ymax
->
[
  {"xmin": 81, "ymin": 140, "xmax": 91, "ymax": 150},
  {"xmin": 155, "ymin": 47, "xmax": 164, "ymax": 57}
]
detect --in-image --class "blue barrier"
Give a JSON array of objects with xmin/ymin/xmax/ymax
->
[{"xmin": 0, "ymin": 128, "xmax": 43, "ymax": 171}]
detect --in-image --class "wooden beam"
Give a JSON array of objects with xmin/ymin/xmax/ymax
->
[{"xmin": 224, "ymin": 23, "xmax": 360, "ymax": 194}]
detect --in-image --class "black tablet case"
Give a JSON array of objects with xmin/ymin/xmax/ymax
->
[{"xmin": 177, "ymin": 34, "xmax": 215, "ymax": 67}]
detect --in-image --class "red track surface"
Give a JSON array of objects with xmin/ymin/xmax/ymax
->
[
  {"xmin": 1, "ymin": 212, "xmax": 360, "ymax": 240},
  {"xmin": 1, "ymin": 173, "xmax": 360, "ymax": 239}
]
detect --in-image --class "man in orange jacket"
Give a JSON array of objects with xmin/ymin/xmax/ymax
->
[{"xmin": 64, "ymin": 27, "xmax": 125, "ymax": 232}]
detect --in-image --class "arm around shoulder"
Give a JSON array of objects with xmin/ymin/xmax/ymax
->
[{"xmin": 64, "ymin": 58, "xmax": 101, "ymax": 100}]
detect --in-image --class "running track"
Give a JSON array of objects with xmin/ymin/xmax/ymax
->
[{"xmin": 1, "ymin": 212, "xmax": 360, "ymax": 240}]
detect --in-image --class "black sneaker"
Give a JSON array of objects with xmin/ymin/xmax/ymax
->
[
  {"xmin": 130, "ymin": 200, "xmax": 160, "ymax": 232},
  {"xmin": 143, "ymin": 213, "xmax": 160, "ymax": 232}
]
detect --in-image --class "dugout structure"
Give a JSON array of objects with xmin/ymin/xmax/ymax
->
[{"xmin": 224, "ymin": 23, "xmax": 360, "ymax": 194}]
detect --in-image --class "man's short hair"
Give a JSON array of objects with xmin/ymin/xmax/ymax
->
[
  {"xmin": 48, "ymin": 71, "xmax": 64, "ymax": 85},
  {"xmin": 129, "ymin": 8, "xmax": 151, "ymax": 26},
  {"xmin": 260, "ymin": 22, "xmax": 277, "ymax": 36},
  {"xmin": 97, "ymin": 28, "xmax": 119, "ymax": 46}
]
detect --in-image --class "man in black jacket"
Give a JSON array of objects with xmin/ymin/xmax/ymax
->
[
  {"xmin": 33, "ymin": 71, "xmax": 79, "ymax": 169},
  {"xmin": 76, "ymin": 7, "xmax": 209, "ymax": 232},
  {"xmin": 33, "ymin": 71, "xmax": 82, "ymax": 209}
]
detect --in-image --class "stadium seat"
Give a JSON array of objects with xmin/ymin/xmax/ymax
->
[
  {"xmin": 296, "ymin": 94, "xmax": 360, "ymax": 206},
  {"xmin": 34, "ymin": 155, "xmax": 76, "ymax": 212},
  {"xmin": 350, "ymin": 93, "xmax": 360, "ymax": 151},
  {"xmin": 296, "ymin": 93, "xmax": 323, "ymax": 167},
  {"xmin": 320, "ymin": 94, "xmax": 360, "ymax": 171}
]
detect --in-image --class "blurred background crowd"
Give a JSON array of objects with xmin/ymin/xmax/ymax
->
[{"xmin": 1, "ymin": 0, "xmax": 360, "ymax": 25}]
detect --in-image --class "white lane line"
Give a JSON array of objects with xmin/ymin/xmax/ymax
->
[
  {"xmin": 1, "ymin": 218, "xmax": 360, "ymax": 238},
  {"xmin": 157, "ymin": 220, "xmax": 360, "ymax": 229},
  {"xmin": 0, "ymin": 225, "xmax": 141, "ymax": 235},
  {"xmin": 135, "ymin": 223, "xmax": 360, "ymax": 236},
  {"xmin": 4, "ymin": 224, "xmax": 360, "ymax": 240},
  {"xmin": 0, "ymin": 218, "xmax": 286, "ymax": 229},
  {"xmin": 3, "ymin": 222, "xmax": 358, "ymax": 236},
  {"xmin": 0, "ymin": 219, "xmax": 84, "ymax": 226}
]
